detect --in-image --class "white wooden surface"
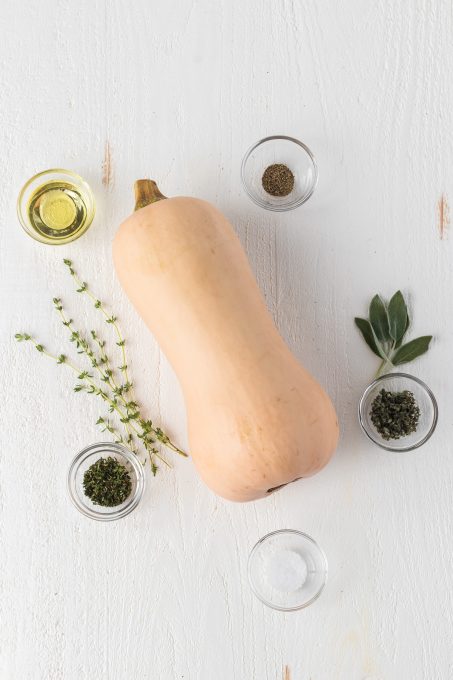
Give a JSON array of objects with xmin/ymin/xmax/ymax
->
[{"xmin": 1, "ymin": 1, "xmax": 453, "ymax": 678}]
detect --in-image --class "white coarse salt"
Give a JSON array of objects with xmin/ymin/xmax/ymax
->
[{"xmin": 266, "ymin": 549, "xmax": 308, "ymax": 592}]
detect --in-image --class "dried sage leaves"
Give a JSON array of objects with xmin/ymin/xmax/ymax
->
[{"xmin": 370, "ymin": 389, "xmax": 420, "ymax": 440}]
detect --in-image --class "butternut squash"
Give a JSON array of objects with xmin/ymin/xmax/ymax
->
[{"xmin": 112, "ymin": 180, "xmax": 339, "ymax": 502}]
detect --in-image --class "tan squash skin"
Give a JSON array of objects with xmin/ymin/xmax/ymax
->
[{"xmin": 113, "ymin": 183, "xmax": 339, "ymax": 502}]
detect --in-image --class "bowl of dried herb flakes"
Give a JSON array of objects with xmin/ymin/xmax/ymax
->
[
  {"xmin": 68, "ymin": 442, "xmax": 145, "ymax": 520},
  {"xmin": 358, "ymin": 373, "xmax": 438, "ymax": 452},
  {"xmin": 241, "ymin": 135, "xmax": 318, "ymax": 211}
]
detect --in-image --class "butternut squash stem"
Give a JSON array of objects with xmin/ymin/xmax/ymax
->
[{"xmin": 134, "ymin": 179, "xmax": 167, "ymax": 211}]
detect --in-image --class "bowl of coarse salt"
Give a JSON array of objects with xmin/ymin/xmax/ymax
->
[{"xmin": 248, "ymin": 529, "xmax": 327, "ymax": 611}]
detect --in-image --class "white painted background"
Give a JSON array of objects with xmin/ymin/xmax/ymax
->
[{"xmin": 1, "ymin": 1, "xmax": 452, "ymax": 678}]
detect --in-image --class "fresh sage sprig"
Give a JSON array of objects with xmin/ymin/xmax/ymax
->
[
  {"xmin": 16, "ymin": 260, "xmax": 187, "ymax": 475},
  {"xmin": 355, "ymin": 291, "xmax": 432, "ymax": 378}
]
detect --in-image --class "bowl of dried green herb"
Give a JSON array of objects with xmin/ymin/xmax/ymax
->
[
  {"xmin": 241, "ymin": 135, "xmax": 318, "ymax": 211},
  {"xmin": 68, "ymin": 442, "xmax": 145, "ymax": 520},
  {"xmin": 358, "ymin": 373, "xmax": 438, "ymax": 451}
]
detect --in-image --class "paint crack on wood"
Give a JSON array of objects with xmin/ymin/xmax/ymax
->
[
  {"xmin": 438, "ymin": 194, "xmax": 449, "ymax": 239},
  {"xmin": 102, "ymin": 140, "xmax": 113, "ymax": 188},
  {"xmin": 284, "ymin": 665, "xmax": 291, "ymax": 680}
]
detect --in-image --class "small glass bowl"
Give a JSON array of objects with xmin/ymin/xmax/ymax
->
[
  {"xmin": 17, "ymin": 168, "xmax": 95, "ymax": 245},
  {"xmin": 248, "ymin": 530, "xmax": 328, "ymax": 611},
  {"xmin": 241, "ymin": 135, "xmax": 318, "ymax": 211},
  {"xmin": 358, "ymin": 373, "xmax": 438, "ymax": 452},
  {"xmin": 67, "ymin": 442, "xmax": 145, "ymax": 521}
]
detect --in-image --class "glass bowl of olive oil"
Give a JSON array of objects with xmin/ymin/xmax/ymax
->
[{"xmin": 17, "ymin": 168, "xmax": 95, "ymax": 245}]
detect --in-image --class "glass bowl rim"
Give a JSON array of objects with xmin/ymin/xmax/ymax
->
[
  {"xmin": 17, "ymin": 167, "xmax": 96, "ymax": 245},
  {"xmin": 358, "ymin": 372, "xmax": 438, "ymax": 452},
  {"xmin": 240, "ymin": 135, "xmax": 319, "ymax": 211},
  {"xmin": 67, "ymin": 441, "xmax": 145, "ymax": 521},
  {"xmin": 247, "ymin": 528, "xmax": 328, "ymax": 611}
]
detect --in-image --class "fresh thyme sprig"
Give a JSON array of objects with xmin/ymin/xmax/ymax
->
[
  {"xmin": 15, "ymin": 332, "xmax": 172, "ymax": 472},
  {"xmin": 16, "ymin": 260, "xmax": 187, "ymax": 475},
  {"xmin": 52, "ymin": 297, "xmax": 136, "ymax": 453},
  {"xmin": 63, "ymin": 259, "xmax": 134, "ymax": 402}
]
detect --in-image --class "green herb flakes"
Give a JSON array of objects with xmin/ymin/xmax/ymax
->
[
  {"xmin": 83, "ymin": 456, "xmax": 132, "ymax": 507},
  {"xmin": 370, "ymin": 389, "xmax": 420, "ymax": 441}
]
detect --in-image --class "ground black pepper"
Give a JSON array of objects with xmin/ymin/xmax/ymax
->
[
  {"xmin": 370, "ymin": 389, "xmax": 420, "ymax": 440},
  {"xmin": 262, "ymin": 164, "xmax": 294, "ymax": 197}
]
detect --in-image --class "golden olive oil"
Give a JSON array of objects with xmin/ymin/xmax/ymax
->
[{"xmin": 27, "ymin": 181, "xmax": 88, "ymax": 241}]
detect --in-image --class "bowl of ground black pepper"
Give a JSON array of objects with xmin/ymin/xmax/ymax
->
[
  {"xmin": 358, "ymin": 373, "xmax": 438, "ymax": 452},
  {"xmin": 241, "ymin": 135, "xmax": 318, "ymax": 211},
  {"xmin": 68, "ymin": 442, "xmax": 145, "ymax": 520}
]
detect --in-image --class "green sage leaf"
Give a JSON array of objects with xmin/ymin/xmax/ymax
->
[
  {"xmin": 392, "ymin": 336, "xmax": 432, "ymax": 365},
  {"xmin": 354, "ymin": 318, "xmax": 385, "ymax": 358},
  {"xmin": 369, "ymin": 294, "xmax": 391, "ymax": 343},
  {"xmin": 388, "ymin": 291, "xmax": 408, "ymax": 344},
  {"xmin": 395, "ymin": 314, "xmax": 410, "ymax": 349}
]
